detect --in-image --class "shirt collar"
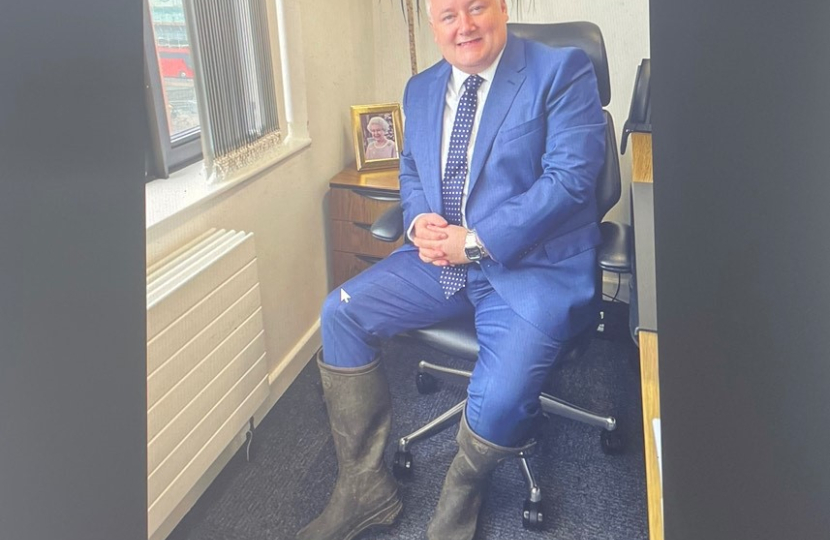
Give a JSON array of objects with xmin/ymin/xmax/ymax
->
[{"xmin": 449, "ymin": 46, "xmax": 506, "ymax": 93}]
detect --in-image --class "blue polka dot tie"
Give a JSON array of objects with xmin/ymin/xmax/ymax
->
[{"xmin": 439, "ymin": 74, "xmax": 483, "ymax": 299}]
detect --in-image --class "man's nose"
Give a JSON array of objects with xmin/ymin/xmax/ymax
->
[{"xmin": 458, "ymin": 12, "xmax": 476, "ymax": 34}]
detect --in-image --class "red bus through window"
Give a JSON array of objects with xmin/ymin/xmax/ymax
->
[{"xmin": 158, "ymin": 47, "xmax": 194, "ymax": 79}]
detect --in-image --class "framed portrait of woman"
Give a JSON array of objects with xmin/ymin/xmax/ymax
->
[{"xmin": 350, "ymin": 103, "xmax": 404, "ymax": 171}]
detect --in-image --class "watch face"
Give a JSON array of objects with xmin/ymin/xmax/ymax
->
[
  {"xmin": 465, "ymin": 246, "xmax": 482, "ymax": 261},
  {"xmin": 465, "ymin": 231, "xmax": 481, "ymax": 261}
]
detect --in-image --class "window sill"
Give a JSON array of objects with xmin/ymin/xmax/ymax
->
[{"xmin": 146, "ymin": 135, "xmax": 312, "ymax": 231}]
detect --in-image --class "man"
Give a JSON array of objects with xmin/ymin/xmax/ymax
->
[{"xmin": 297, "ymin": 1, "xmax": 605, "ymax": 539}]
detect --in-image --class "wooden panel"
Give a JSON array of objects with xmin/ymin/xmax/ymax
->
[
  {"xmin": 632, "ymin": 133, "xmax": 661, "ymax": 539},
  {"xmin": 331, "ymin": 220, "xmax": 403, "ymax": 258},
  {"xmin": 639, "ymin": 330, "xmax": 663, "ymax": 540},
  {"xmin": 632, "ymin": 133, "xmax": 654, "ymax": 184},
  {"xmin": 332, "ymin": 250, "xmax": 381, "ymax": 288},
  {"xmin": 328, "ymin": 167, "xmax": 402, "ymax": 291},
  {"xmin": 329, "ymin": 166, "xmax": 400, "ymax": 191},
  {"xmin": 330, "ymin": 186, "xmax": 400, "ymax": 223}
]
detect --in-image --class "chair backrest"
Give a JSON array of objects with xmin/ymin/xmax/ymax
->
[
  {"xmin": 508, "ymin": 21, "xmax": 610, "ymax": 106},
  {"xmin": 508, "ymin": 22, "xmax": 621, "ymax": 220},
  {"xmin": 621, "ymin": 58, "xmax": 651, "ymax": 155}
]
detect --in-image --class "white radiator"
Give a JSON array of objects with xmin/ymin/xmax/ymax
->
[{"xmin": 146, "ymin": 229, "xmax": 269, "ymax": 538}]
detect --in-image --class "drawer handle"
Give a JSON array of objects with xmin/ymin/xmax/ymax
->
[
  {"xmin": 356, "ymin": 255, "xmax": 383, "ymax": 265},
  {"xmin": 351, "ymin": 188, "xmax": 400, "ymax": 202}
]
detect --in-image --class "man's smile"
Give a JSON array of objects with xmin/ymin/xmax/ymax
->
[{"xmin": 457, "ymin": 38, "xmax": 482, "ymax": 47}]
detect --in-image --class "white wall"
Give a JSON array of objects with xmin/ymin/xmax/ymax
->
[{"xmin": 372, "ymin": 0, "xmax": 651, "ymax": 224}]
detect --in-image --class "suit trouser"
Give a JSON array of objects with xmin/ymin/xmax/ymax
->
[{"xmin": 321, "ymin": 249, "xmax": 565, "ymax": 446}]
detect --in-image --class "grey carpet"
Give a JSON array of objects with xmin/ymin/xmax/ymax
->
[{"xmin": 166, "ymin": 335, "xmax": 648, "ymax": 540}]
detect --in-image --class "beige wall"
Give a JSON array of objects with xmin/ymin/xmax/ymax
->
[
  {"xmin": 372, "ymin": 0, "xmax": 651, "ymax": 225},
  {"xmin": 147, "ymin": 0, "xmax": 378, "ymax": 381}
]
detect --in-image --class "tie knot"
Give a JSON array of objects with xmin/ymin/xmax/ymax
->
[{"xmin": 464, "ymin": 74, "xmax": 484, "ymax": 92}]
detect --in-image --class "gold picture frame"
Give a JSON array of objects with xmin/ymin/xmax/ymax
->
[{"xmin": 350, "ymin": 103, "xmax": 404, "ymax": 171}]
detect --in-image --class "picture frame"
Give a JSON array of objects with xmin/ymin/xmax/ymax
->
[{"xmin": 350, "ymin": 103, "xmax": 404, "ymax": 172}]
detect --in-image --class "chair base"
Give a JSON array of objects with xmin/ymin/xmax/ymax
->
[
  {"xmin": 413, "ymin": 360, "xmax": 617, "ymax": 432},
  {"xmin": 397, "ymin": 360, "xmax": 620, "ymax": 530}
]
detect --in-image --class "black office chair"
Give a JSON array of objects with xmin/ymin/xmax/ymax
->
[{"xmin": 371, "ymin": 21, "xmax": 628, "ymax": 531}]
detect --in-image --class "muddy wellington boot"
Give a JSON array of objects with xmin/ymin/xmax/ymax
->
[
  {"xmin": 296, "ymin": 352, "xmax": 402, "ymax": 540},
  {"xmin": 426, "ymin": 413, "xmax": 535, "ymax": 540}
]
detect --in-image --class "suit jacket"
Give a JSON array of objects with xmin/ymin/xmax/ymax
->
[{"xmin": 397, "ymin": 33, "xmax": 606, "ymax": 339}]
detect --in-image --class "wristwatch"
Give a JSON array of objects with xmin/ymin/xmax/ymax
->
[{"xmin": 464, "ymin": 229, "xmax": 486, "ymax": 262}]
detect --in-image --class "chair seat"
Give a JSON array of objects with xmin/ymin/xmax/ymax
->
[
  {"xmin": 405, "ymin": 317, "xmax": 478, "ymax": 360},
  {"xmin": 405, "ymin": 316, "xmax": 592, "ymax": 366},
  {"xmin": 598, "ymin": 221, "xmax": 632, "ymax": 273}
]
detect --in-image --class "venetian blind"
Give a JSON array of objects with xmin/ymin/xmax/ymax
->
[{"xmin": 185, "ymin": 0, "xmax": 280, "ymax": 181}]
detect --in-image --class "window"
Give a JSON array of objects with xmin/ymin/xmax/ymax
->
[
  {"xmin": 145, "ymin": 0, "xmax": 201, "ymax": 177},
  {"xmin": 144, "ymin": 0, "xmax": 283, "ymax": 180}
]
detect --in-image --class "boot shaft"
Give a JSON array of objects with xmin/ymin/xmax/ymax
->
[
  {"xmin": 296, "ymin": 352, "xmax": 401, "ymax": 540},
  {"xmin": 317, "ymin": 353, "xmax": 392, "ymax": 469},
  {"xmin": 427, "ymin": 413, "xmax": 535, "ymax": 540}
]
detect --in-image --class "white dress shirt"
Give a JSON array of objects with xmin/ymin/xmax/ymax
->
[{"xmin": 407, "ymin": 48, "xmax": 506, "ymax": 240}]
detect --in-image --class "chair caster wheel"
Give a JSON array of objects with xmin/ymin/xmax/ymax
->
[
  {"xmin": 392, "ymin": 450, "xmax": 413, "ymax": 480},
  {"xmin": 522, "ymin": 499, "xmax": 544, "ymax": 530},
  {"xmin": 416, "ymin": 372, "xmax": 439, "ymax": 394},
  {"xmin": 601, "ymin": 428, "xmax": 624, "ymax": 455}
]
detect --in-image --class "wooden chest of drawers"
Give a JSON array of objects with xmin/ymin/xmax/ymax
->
[{"xmin": 329, "ymin": 167, "xmax": 402, "ymax": 289}]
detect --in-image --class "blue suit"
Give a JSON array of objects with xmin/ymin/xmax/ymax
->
[{"xmin": 322, "ymin": 34, "xmax": 606, "ymax": 445}]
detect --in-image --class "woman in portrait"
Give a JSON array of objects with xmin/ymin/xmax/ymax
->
[{"xmin": 364, "ymin": 116, "xmax": 398, "ymax": 160}]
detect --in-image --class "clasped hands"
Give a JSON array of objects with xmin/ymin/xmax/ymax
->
[{"xmin": 411, "ymin": 213, "xmax": 469, "ymax": 266}]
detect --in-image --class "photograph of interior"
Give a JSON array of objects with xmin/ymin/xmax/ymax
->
[{"xmin": 2, "ymin": 1, "xmax": 829, "ymax": 540}]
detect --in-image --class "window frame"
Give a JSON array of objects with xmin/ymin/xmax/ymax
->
[
  {"xmin": 143, "ymin": 0, "xmax": 202, "ymax": 180},
  {"xmin": 144, "ymin": 0, "xmax": 310, "ymax": 229},
  {"xmin": 143, "ymin": 0, "xmax": 290, "ymax": 181}
]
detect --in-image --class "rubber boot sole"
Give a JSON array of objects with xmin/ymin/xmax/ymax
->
[{"xmin": 346, "ymin": 492, "xmax": 403, "ymax": 540}]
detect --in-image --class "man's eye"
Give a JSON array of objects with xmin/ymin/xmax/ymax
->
[{"xmin": 443, "ymin": 15, "xmax": 456, "ymax": 23}]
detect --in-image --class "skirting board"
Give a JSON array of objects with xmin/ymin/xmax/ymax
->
[{"xmin": 149, "ymin": 320, "xmax": 321, "ymax": 540}]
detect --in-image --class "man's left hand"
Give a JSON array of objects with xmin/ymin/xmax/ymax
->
[{"xmin": 426, "ymin": 224, "xmax": 468, "ymax": 266}]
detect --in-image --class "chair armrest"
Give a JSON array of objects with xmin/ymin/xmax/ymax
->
[
  {"xmin": 598, "ymin": 221, "xmax": 632, "ymax": 274},
  {"xmin": 371, "ymin": 204, "xmax": 404, "ymax": 242}
]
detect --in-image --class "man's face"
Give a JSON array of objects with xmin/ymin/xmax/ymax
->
[{"xmin": 429, "ymin": 0, "xmax": 508, "ymax": 74}]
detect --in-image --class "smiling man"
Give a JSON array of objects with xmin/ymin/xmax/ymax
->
[
  {"xmin": 299, "ymin": 1, "xmax": 606, "ymax": 539},
  {"xmin": 429, "ymin": 0, "xmax": 508, "ymax": 73}
]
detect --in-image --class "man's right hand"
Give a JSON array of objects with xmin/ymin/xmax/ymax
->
[{"xmin": 411, "ymin": 213, "xmax": 449, "ymax": 264}]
